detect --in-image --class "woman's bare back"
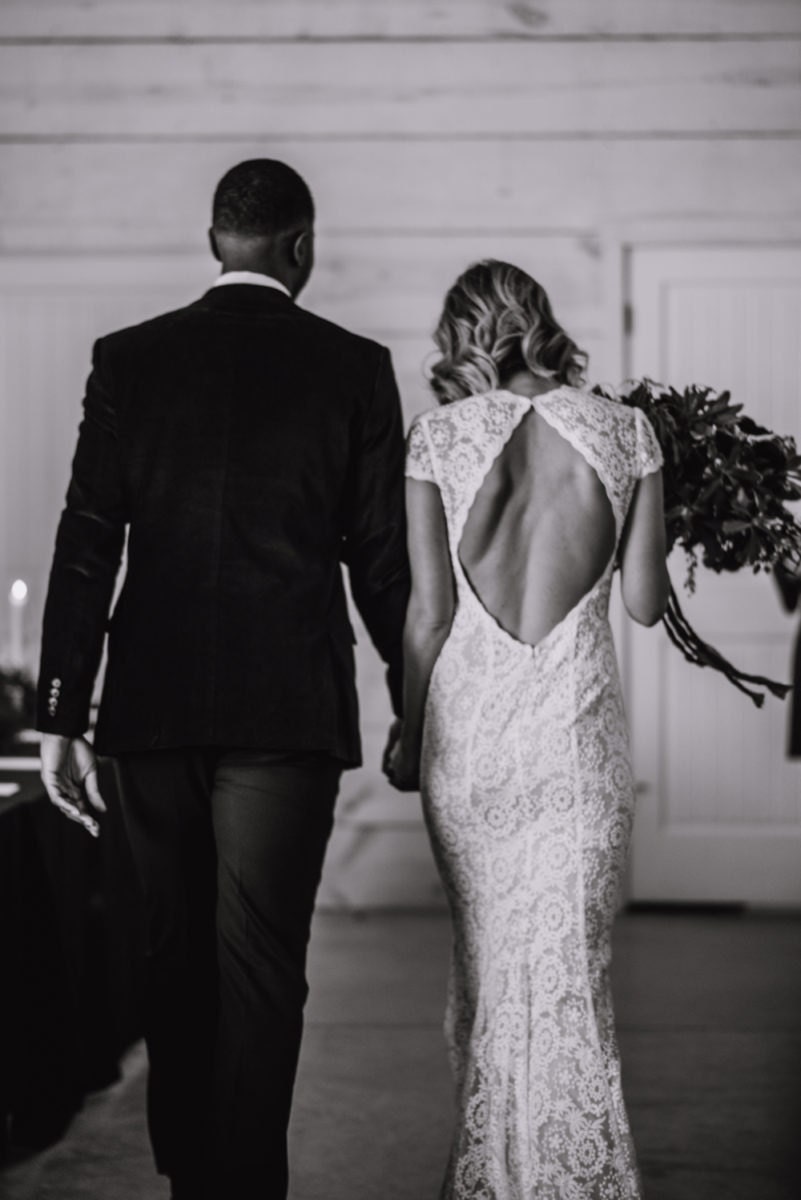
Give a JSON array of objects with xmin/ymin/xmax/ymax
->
[{"xmin": 458, "ymin": 380, "xmax": 616, "ymax": 647}]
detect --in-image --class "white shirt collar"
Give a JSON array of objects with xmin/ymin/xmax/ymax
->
[{"xmin": 212, "ymin": 270, "xmax": 291, "ymax": 298}]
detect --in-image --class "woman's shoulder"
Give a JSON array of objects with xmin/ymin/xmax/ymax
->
[
  {"xmin": 410, "ymin": 392, "xmax": 497, "ymax": 433},
  {"xmin": 553, "ymin": 384, "xmax": 642, "ymax": 429},
  {"xmin": 415, "ymin": 391, "xmax": 492, "ymax": 415},
  {"xmin": 408, "ymin": 393, "xmax": 522, "ymax": 471},
  {"xmin": 578, "ymin": 382, "xmax": 639, "ymax": 412},
  {"xmin": 551, "ymin": 382, "xmax": 626, "ymax": 409},
  {"xmin": 555, "ymin": 386, "xmax": 663, "ymax": 477}
]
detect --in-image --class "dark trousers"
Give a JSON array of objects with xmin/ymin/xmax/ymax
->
[{"xmin": 114, "ymin": 748, "xmax": 341, "ymax": 1199}]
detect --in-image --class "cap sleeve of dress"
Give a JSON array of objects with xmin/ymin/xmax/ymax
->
[
  {"xmin": 634, "ymin": 407, "xmax": 664, "ymax": 479},
  {"xmin": 405, "ymin": 415, "xmax": 436, "ymax": 483}
]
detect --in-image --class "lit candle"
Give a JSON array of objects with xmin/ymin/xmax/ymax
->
[{"xmin": 8, "ymin": 579, "xmax": 28, "ymax": 669}]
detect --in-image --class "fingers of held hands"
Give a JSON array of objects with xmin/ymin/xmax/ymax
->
[
  {"xmin": 381, "ymin": 719, "xmax": 403, "ymax": 775},
  {"xmin": 385, "ymin": 742, "xmax": 420, "ymax": 792},
  {"xmin": 382, "ymin": 738, "xmax": 399, "ymax": 782}
]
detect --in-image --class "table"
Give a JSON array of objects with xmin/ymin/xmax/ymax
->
[{"xmin": 0, "ymin": 751, "xmax": 144, "ymax": 1158}]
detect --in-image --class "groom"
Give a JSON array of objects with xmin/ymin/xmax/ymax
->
[{"xmin": 36, "ymin": 160, "xmax": 410, "ymax": 1198}]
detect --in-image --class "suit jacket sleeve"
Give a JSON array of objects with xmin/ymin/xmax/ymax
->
[
  {"xmin": 342, "ymin": 348, "xmax": 411, "ymax": 717},
  {"xmin": 36, "ymin": 337, "xmax": 128, "ymax": 736}
]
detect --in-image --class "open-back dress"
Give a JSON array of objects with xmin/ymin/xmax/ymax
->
[{"xmin": 405, "ymin": 386, "xmax": 663, "ymax": 1200}]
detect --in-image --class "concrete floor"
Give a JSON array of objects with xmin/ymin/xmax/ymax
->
[{"xmin": 1, "ymin": 910, "xmax": 800, "ymax": 1200}]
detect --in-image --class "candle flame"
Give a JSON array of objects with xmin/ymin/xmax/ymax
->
[{"xmin": 9, "ymin": 579, "xmax": 28, "ymax": 605}]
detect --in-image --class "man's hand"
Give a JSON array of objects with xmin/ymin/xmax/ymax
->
[{"xmin": 40, "ymin": 733, "xmax": 106, "ymax": 838}]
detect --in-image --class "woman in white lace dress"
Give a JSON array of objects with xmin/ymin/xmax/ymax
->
[{"xmin": 386, "ymin": 261, "xmax": 669, "ymax": 1200}]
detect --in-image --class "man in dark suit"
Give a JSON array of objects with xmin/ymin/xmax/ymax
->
[{"xmin": 37, "ymin": 159, "xmax": 410, "ymax": 1199}]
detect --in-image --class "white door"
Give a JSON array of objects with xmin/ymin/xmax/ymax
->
[{"xmin": 626, "ymin": 245, "xmax": 801, "ymax": 903}]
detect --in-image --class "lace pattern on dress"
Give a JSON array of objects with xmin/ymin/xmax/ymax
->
[
  {"xmin": 409, "ymin": 386, "xmax": 644, "ymax": 1200},
  {"xmin": 406, "ymin": 415, "xmax": 437, "ymax": 483},
  {"xmin": 633, "ymin": 407, "xmax": 664, "ymax": 478}
]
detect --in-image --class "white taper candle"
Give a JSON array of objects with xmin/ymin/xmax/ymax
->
[{"xmin": 8, "ymin": 579, "xmax": 28, "ymax": 669}]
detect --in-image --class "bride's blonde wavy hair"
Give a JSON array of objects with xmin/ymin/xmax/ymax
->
[{"xmin": 429, "ymin": 260, "xmax": 587, "ymax": 405}]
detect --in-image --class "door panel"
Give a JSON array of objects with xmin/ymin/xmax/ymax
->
[{"xmin": 626, "ymin": 245, "xmax": 801, "ymax": 903}]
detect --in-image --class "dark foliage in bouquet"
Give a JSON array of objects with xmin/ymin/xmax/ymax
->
[{"xmin": 592, "ymin": 379, "xmax": 801, "ymax": 706}]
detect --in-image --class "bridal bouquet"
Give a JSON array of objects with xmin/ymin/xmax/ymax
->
[{"xmin": 592, "ymin": 379, "xmax": 801, "ymax": 705}]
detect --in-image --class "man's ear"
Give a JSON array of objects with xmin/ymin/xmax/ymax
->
[
  {"xmin": 291, "ymin": 229, "xmax": 311, "ymax": 267},
  {"xmin": 208, "ymin": 228, "xmax": 221, "ymax": 262}
]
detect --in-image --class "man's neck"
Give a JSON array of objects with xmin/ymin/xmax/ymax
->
[{"xmin": 214, "ymin": 270, "xmax": 292, "ymax": 298}]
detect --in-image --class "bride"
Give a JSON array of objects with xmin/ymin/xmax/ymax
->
[{"xmin": 386, "ymin": 260, "xmax": 669, "ymax": 1199}]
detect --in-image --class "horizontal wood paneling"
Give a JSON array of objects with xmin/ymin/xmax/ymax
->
[
  {"xmin": 2, "ymin": 0, "xmax": 800, "ymax": 40},
  {"xmin": 0, "ymin": 13, "xmax": 792, "ymax": 307},
  {"xmin": 0, "ymin": 238, "xmax": 598, "ymax": 333},
  {"xmin": 303, "ymin": 232, "xmax": 599, "ymax": 334},
  {"xmin": 1, "ymin": 140, "xmax": 798, "ymax": 250},
  {"xmin": 1, "ymin": 42, "xmax": 799, "ymax": 137}
]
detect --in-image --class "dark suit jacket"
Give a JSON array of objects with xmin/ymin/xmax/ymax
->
[{"xmin": 36, "ymin": 283, "xmax": 410, "ymax": 765}]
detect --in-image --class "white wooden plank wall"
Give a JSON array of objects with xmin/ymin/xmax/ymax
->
[
  {"xmin": 2, "ymin": 1, "xmax": 801, "ymax": 38},
  {"xmin": 3, "ymin": 42, "xmax": 800, "ymax": 136},
  {"xmin": 0, "ymin": 0, "xmax": 799, "ymax": 907}
]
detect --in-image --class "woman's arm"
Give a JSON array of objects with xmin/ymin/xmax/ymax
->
[
  {"xmin": 387, "ymin": 476, "xmax": 455, "ymax": 790},
  {"xmin": 618, "ymin": 469, "xmax": 670, "ymax": 626}
]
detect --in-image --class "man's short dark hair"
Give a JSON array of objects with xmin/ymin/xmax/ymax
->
[{"xmin": 212, "ymin": 160, "xmax": 315, "ymax": 238}]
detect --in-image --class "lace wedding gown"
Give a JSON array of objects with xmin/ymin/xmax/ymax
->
[{"xmin": 406, "ymin": 387, "xmax": 663, "ymax": 1200}]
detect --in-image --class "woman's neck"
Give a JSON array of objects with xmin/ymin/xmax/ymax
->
[{"xmin": 499, "ymin": 370, "xmax": 561, "ymax": 399}]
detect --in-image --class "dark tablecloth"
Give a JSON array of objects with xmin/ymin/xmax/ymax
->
[{"xmin": 0, "ymin": 755, "xmax": 144, "ymax": 1157}]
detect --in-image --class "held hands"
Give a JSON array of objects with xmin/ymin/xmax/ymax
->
[
  {"xmin": 40, "ymin": 733, "xmax": 106, "ymax": 838},
  {"xmin": 382, "ymin": 720, "xmax": 421, "ymax": 792}
]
